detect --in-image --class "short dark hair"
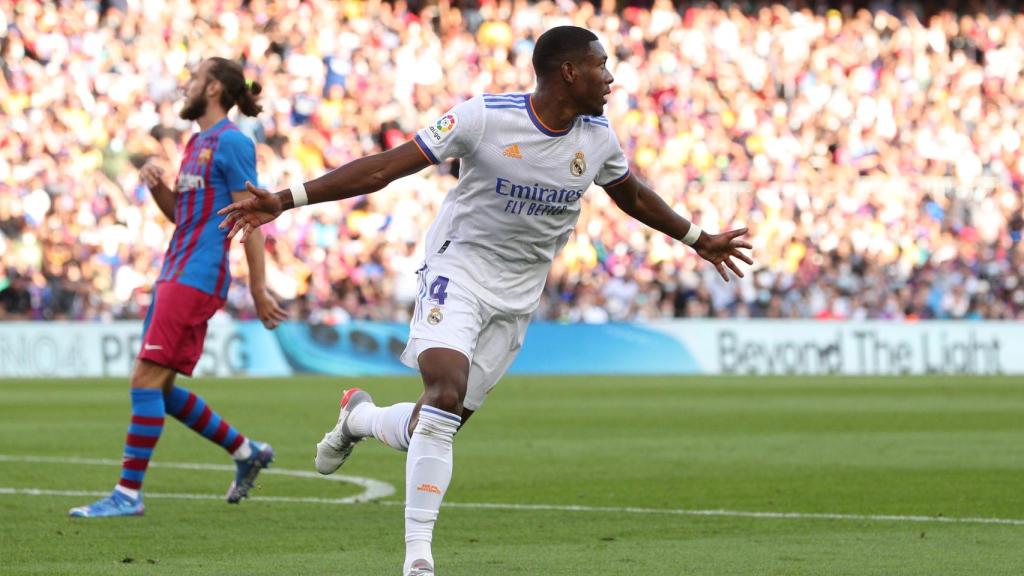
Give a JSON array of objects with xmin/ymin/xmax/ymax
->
[{"xmin": 531, "ymin": 26, "xmax": 599, "ymax": 80}]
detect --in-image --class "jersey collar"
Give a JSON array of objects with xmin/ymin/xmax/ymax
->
[
  {"xmin": 199, "ymin": 118, "xmax": 231, "ymax": 137},
  {"xmin": 527, "ymin": 95, "xmax": 573, "ymax": 138}
]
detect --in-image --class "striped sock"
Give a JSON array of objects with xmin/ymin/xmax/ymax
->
[
  {"xmin": 164, "ymin": 386, "xmax": 248, "ymax": 459},
  {"xmin": 115, "ymin": 388, "xmax": 165, "ymax": 499}
]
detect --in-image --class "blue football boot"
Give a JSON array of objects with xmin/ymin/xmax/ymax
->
[
  {"xmin": 69, "ymin": 490, "xmax": 144, "ymax": 518},
  {"xmin": 227, "ymin": 440, "xmax": 274, "ymax": 503}
]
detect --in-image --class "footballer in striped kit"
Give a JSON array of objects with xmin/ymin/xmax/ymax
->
[{"xmin": 69, "ymin": 57, "xmax": 286, "ymax": 518}]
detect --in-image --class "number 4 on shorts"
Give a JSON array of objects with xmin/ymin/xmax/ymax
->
[{"xmin": 429, "ymin": 276, "xmax": 449, "ymax": 305}]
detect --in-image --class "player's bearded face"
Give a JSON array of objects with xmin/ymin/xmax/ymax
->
[{"xmin": 180, "ymin": 80, "xmax": 210, "ymax": 121}]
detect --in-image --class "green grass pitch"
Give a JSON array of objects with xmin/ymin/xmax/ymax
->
[{"xmin": 1, "ymin": 375, "xmax": 1022, "ymax": 575}]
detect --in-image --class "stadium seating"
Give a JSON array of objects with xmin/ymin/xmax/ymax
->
[{"xmin": 1, "ymin": 1, "xmax": 1021, "ymax": 322}]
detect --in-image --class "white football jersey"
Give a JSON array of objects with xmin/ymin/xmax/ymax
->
[{"xmin": 414, "ymin": 93, "xmax": 630, "ymax": 313}]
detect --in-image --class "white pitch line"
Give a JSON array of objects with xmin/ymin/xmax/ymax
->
[
  {"xmin": 0, "ymin": 487, "xmax": 388, "ymax": 506},
  {"xmin": 3, "ymin": 487, "xmax": 1023, "ymax": 527},
  {"xmin": 2, "ymin": 455, "xmax": 1022, "ymax": 527},
  {"xmin": 432, "ymin": 501, "xmax": 1024, "ymax": 527},
  {"xmin": 0, "ymin": 454, "xmax": 394, "ymax": 503}
]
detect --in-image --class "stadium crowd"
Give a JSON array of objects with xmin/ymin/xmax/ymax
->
[{"xmin": 2, "ymin": 0, "xmax": 1023, "ymax": 324}]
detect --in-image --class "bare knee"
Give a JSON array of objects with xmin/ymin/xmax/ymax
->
[
  {"xmin": 131, "ymin": 359, "xmax": 176, "ymax": 391},
  {"xmin": 420, "ymin": 369, "xmax": 465, "ymax": 414},
  {"xmin": 418, "ymin": 348, "xmax": 469, "ymax": 415}
]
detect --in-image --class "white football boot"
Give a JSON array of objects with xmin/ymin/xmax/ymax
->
[{"xmin": 314, "ymin": 388, "xmax": 373, "ymax": 474}]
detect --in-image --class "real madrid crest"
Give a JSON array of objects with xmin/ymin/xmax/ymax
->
[
  {"xmin": 427, "ymin": 307, "xmax": 443, "ymax": 325},
  {"xmin": 570, "ymin": 151, "xmax": 586, "ymax": 177}
]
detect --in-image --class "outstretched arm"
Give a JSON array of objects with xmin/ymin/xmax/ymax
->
[
  {"xmin": 218, "ymin": 141, "xmax": 433, "ymax": 240},
  {"xmin": 604, "ymin": 173, "xmax": 753, "ymax": 281},
  {"xmin": 282, "ymin": 139, "xmax": 433, "ymax": 208}
]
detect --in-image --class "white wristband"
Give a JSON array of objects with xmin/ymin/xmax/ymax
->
[
  {"xmin": 682, "ymin": 223, "xmax": 702, "ymax": 246},
  {"xmin": 289, "ymin": 181, "xmax": 309, "ymax": 207}
]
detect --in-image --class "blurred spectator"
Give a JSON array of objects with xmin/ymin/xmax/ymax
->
[{"xmin": 2, "ymin": 0, "xmax": 1024, "ymax": 324}]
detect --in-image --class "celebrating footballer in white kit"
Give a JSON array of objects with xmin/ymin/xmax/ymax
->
[
  {"xmin": 219, "ymin": 26, "xmax": 753, "ymax": 576},
  {"xmin": 401, "ymin": 89, "xmax": 631, "ymax": 412}
]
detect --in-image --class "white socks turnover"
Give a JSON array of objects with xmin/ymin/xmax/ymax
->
[
  {"xmin": 403, "ymin": 406, "xmax": 460, "ymax": 574},
  {"xmin": 347, "ymin": 402, "xmax": 415, "ymax": 451},
  {"xmin": 231, "ymin": 441, "xmax": 252, "ymax": 461}
]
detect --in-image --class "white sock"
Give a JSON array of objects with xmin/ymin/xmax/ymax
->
[
  {"xmin": 348, "ymin": 402, "xmax": 415, "ymax": 452},
  {"xmin": 231, "ymin": 440, "xmax": 252, "ymax": 461},
  {"xmin": 404, "ymin": 406, "xmax": 460, "ymax": 573},
  {"xmin": 114, "ymin": 485, "xmax": 139, "ymax": 500}
]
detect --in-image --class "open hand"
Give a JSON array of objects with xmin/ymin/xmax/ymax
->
[
  {"xmin": 218, "ymin": 181, "xmax": 283, "ymax": 242},
  {"xmin": 693, "ymin": 227, "xmax": 753, "ymax": 282}
]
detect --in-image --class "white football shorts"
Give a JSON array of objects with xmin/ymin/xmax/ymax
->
[{"xmin": 400, "ymin": 267, "xmax": 529, "ymax": 411}]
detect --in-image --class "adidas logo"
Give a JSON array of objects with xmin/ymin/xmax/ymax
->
[{"xmin": 502, "ymin": 144, "xmax": 522, "ymax": 159}]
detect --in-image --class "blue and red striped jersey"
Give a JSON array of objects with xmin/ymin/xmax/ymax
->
[{"xmin": 157, "ymin": 119, "xmax": 256, "ymax": 298}]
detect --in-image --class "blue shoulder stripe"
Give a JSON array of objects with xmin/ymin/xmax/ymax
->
[
  {"xmin": 485, "ymin": 104, "xmax": 526, "ymax": 109},
  {"xmin": 483, "ymin": 93, "xmax": 525, "ymax": 102}
]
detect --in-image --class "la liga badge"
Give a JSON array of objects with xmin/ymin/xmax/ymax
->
[{"xmin": 427, "ymin": 113, "xmax": 457, "ymax": 144}]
